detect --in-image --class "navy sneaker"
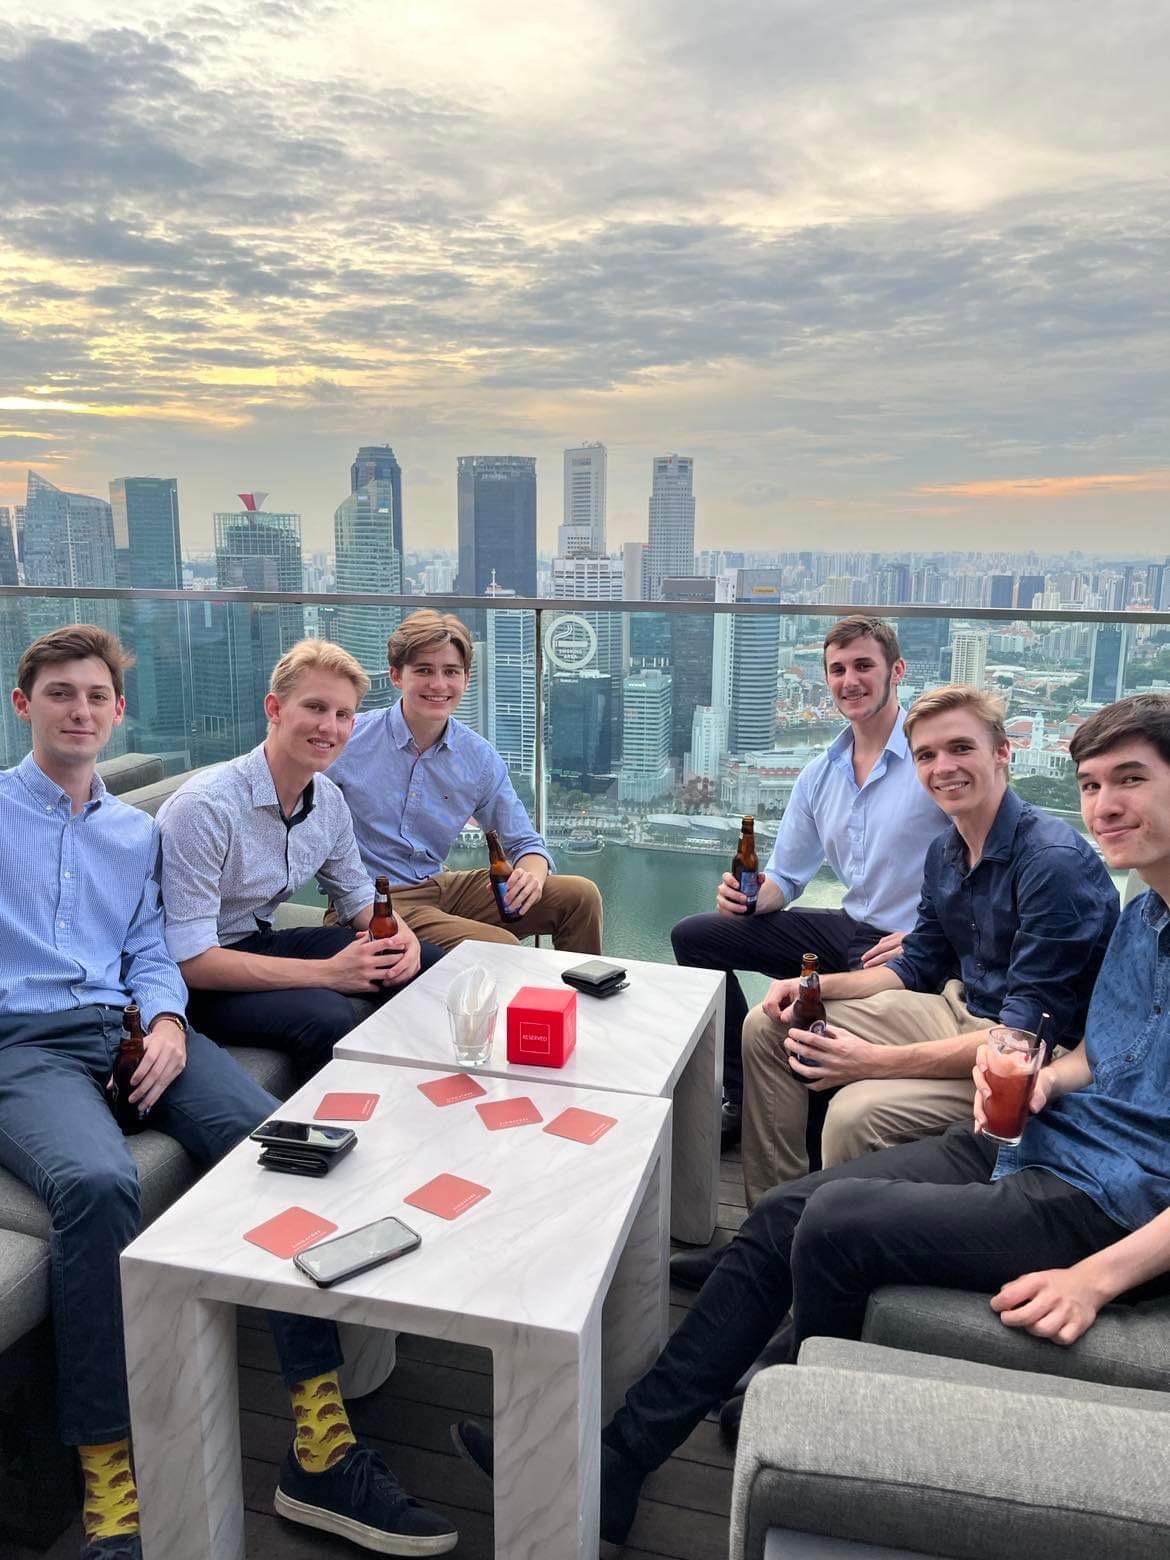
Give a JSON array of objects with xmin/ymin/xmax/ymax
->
[
  {"xmin": 275, "ymin": 1442, "xmax": 457, "ymax": 1555},
  {"xmin": 80, "ymin": 1539, "xmax": 142, "ymax": 1560}
]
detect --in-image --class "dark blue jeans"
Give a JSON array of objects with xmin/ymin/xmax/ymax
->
[
  {"xmin": 670, "ymin": 906, "xmax": 883, "ymax": 1107},
  {"xmin": 0, "ymin": 1007, "xmax": 343, "ymax": 1444},
  {"xmin": 188, "ymin": 924, "xmax": 446, "ymax": 1082},
  {"xmin": 608, "ymin": 1123, "xmax": 1135, "ymax": 1472}
]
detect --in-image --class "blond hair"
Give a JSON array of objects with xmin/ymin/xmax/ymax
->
[
  {"xmin": 269, "ymin": 639, "xmax": 370, "ymax": 704},
  {"xmin": 388, "ymin": 609, "xmax": 473, "ymax": 674},
  {"xmin": 904, "ymin": 684, "xmax": 1007, "ymax": 749}
]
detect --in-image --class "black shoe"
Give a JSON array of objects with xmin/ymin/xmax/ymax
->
[
  {"xmin": 718, "ymin": 1392, "xmax": 745, "ymax": 1450},
  {"xmin": 450, "ymin": 1419, "xmax": 492, "ymax": 1481},
  {"xmin": 669, "ymin": 1243, "xmax": 727, "ymax": 1291},
  {"xmin": 720, "ymin": 1098, "xmax": 742, "ymax": 1150},
  {"xmin": 80, "ymin": 1540, "xmax": 143, "ymax": 1560},
  {"xmin": 275, "ymin": 1442, "xmax": 458, "ymax": 1555},
  {"xmin": 599, "ymin": 1433, "xmax": 646, "ymax": 1557}
]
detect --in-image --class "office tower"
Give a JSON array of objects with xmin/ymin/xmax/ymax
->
[
  {"xmin": 485, "ymin": 600, "xmax": 536, "ymax": 790},
  {"xmin": 645, "ymin": 454, "xmax": 695, "ymax": 600},
  {"xmin": 1016, "ymin": 573, "xmax": 1046, "ymax": 611},
  {"xmin": 187, "ymin": 596, "xmax": 283, "ymax": 766},
  {"xmin": 989, "ymin": 575, "xmax": 1015, "ymax": 609},
  {"xmin": 622, "ymin": 541, "xmax": 647, "ymax": 600},
  {"xmin": 547, "ymin": 670, "xmax": 612, "ymax": 790},
  {"xmin": 1088, "ymin": 623, "xmax": 1131, "ymax": 704},
  {"xmin": 421, "ymin": 557, "xmax": 456, "ymax": 594},
  {"xmin": 711, "ymin": 574, "xmax": 736, "ymax": 714},
  {"xmin": 0, "ymin": 507, "xmax": 25, "ymax": 763},
  {"xmin": 911, "ymin": 566, "xmax": 943, "ymax": 604},
  {"xmin": 686, "ymin": 705, "xmax": 728, "ymax": 784},
  {"xmin": 897, "ymin": 616, "xmax": 949, "ymax": 687},
  {"xmin": 109, "ymin": 477, "xmax": 189, "ymax": 758},
  {"xmin": 876, "ymin": 563, "xmax": 912, "ymax": 604},
  {"xmin": 663, "ymin": 576, "xmax": 716, "ymax": 759},
  {"xmin": 214, "ymin": 494, "xmax": 305, "ymax": 652},
  {"xmin": 459, "ymin": 641, "xmax": 488, "ymax": 736},
  {"xmin": 0, "ymin": 509, "xmax": 17, "ymax": 586},
  {"xmin": 350, "ymin": 445, "xmax": 404, "ymax": 559},
  {"xmin": 728, "ymin": 568, "xmax": 782, "ymax": 754},
  {"xmin": 334, "ymin": 478, "xmax": 402, "ymax": 686},
  {"xmin": 550, "ymin": 554, "xmax": 625, "ymax": 754},
  {"xmin": 619, "ymin": 667, "xmax": 673, "ymax": 802},
  {"xmin": 558, "ymin": 443, "xmax": 606, "ymax": 557},
  {"xmin": 456, "ymin": 456, "xmax": 537, "ymax": 597},
  {"xmin": 950, "ymin": 629, "xmax": 989, "ymax": 688}
]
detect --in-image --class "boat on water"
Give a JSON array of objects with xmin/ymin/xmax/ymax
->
[{"xmin": 562, "ymin": 833, "xmax": 605, "ymax": 855}]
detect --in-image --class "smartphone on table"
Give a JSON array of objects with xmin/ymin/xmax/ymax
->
[
  {"xmin": 249, "ymin": 1119, "xmax": 358, "ymax": 1155},
  {"xmin": 293, "ymin": 1216, "xmax": 422, "ymax": 1286}
]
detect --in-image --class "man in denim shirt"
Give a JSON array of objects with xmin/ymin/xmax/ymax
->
[
  {"xmin": 457, "ymin": 693, "xmax": 1168, "ymax": 1557},
  {"xmin": 736, "ymin": 683, "xmax": 1118, "ymax": 1206}
]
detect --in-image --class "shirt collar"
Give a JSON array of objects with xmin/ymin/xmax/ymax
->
[
  {"xmin": 17, "ymin": 752, "xmax": 106, "ymax": 812},
  {"xmin": 245, "ymin": 743, "xmax": 315, "ymax": 820},
  {"xmin": 942, "ymin": 785, "xmax": 1024, "ymax": 866},
  {"xmin": 1140, "ymin": 889, "xmax": 1169, "ymax": 932},
  {"xmin": 827, "ymin": 703, "xmax": 910, "ymax": 770},
  {"xmin": 389, "ymin": 697, "xmax": 456, "ymax": 754}
]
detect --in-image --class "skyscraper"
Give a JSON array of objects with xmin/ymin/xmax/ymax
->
[
  {"xmin": 350, "ymin": 445, "xmax": 404, "ymax": 560},
  {"xmin": 0, "ymin": 509, "xmax": 18, "ymax": 587},
  {"xmin": 1016, "ymin": 573, "xmax": 1046, "ymax": 611},
  {"xmin": 558, "ymin": 443, "xmax": 606, "ymax": 557},
  {"xmin": 187, "ymin": 596, "xmax": 283, "ymax": 767},
  {"xmin": 950, "ymin": 629, "xmax": 989, "ymax": 688},
  {"xmin": 662, "ymin": 576, "xmax": 716, "ymax": 760},
  {"xmin": 645, "ymin": 454, "xmax": 695, "ymax": 600},
  {"xmin": 989, "ymin": 575, "xmax": 1015, "ymax": 609},
  {"xmin": 456, "ymin": 456, "xmax": 537, "ymax": 597},
  {"xmin": 619, "ymin": 667, "xmax": 673, "ymax": 802},
  {"xmin": 334, "ymin": 478, "xmax": 402, "ymax": 688},
  {"xmin": 109, "ymin": 477, "xmax": 189, "ymax": 756},
  {"xmin": 485, "ymin": 596, "xmax": 536, "ymax": 790},
  {"xmin": 686, "ymin": 705, "xmax": 728, "ymax": 784},
  {"xmin": 728, "ymin": 568, "xmax": 782, "ymax": 754},
  {"xmin": 1088, "ymin": 623, "xmax": 1131, "ymax": 704},
  {"xmin": 214, "ymin": 494, "xmax": 305, "ymax": 652}
]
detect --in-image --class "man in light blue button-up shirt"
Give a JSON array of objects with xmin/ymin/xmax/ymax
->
[
  {"xmin": 672, "ymin": 617, "xmax": 949, "ymax": 1145},
  {"xmin": 330, "ymin": 610, "xmax": 603, "ymax": 953}
]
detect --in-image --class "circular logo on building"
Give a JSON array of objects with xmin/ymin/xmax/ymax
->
[{"xmin": 544, "ymin": 613, "xmax": 598, "ymax": 672}]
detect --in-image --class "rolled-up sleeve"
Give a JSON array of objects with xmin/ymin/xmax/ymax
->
[
  {"xmin": 157, "ymin": 793, "xmax": 231, "ymax": 962},
  {"xmin": 886, "ymin": 845, "xmax": 957, "ymax": 995},
  {"xmin": 763, "ymin": 768, "xmax": 824, "ymax": 905},
  {"xmin": 476, "ymin": 752, "xmax": 554, "ymax": 871},
  {"xmin": 316, "ymin": 798, "xmax": 376, "ymax": 923}
]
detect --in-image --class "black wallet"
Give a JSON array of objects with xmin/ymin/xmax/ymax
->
[
  {"xmin": 561, "ymin": 959, "xmax": 629, "ymax": 998},
  {"xmin": 257, "ymin": 1139, "xmax": 355, "ymax": 1177}
]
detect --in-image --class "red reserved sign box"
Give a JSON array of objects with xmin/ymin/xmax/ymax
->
[{"xmin": 506, "ymin": 985, "xmax": 577, "ymax": 1068}]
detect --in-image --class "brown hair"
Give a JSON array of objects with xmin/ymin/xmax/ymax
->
[
  {"xmin": 388, "ymin": 609, "xmax": 473, "ymax": 674},
  {"xmin": 269, "ymin": 639, "xmax": 370, "ymax": 703},
  {"xmin": 904, "ymin": 684, "xmax": 1008, "ymax": 749},
  {"xmin": 17, "ymin": 624, "xmax": 135, "ymax": 700},
  {"xmin": 1070, "ymin": 694, "xmax": 1170, "ymax": 769},
  {"xmin": 822, "ymin": 615, "xmax": 902, "ymax": 670}
]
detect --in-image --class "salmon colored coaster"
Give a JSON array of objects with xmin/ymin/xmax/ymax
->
[
  {"xmin": 476, "ymin": 1097, "xmax": 543, "ymax": 1131},
  {"xmin": 314, "ymin": 1092, "xmax": 379, "ymax": 1121},
  {"xmin": 404, "ymin": 1174, "xmax": 491, "ymax": 1220},
  {"xmin": 543, "ymin": 1107, "xmax": 617, "ymax": 1145},
  {"xmin": 243, "ymin": 1207, "xmax": 338, "ymax": 1258},
  {"xmin": 418, "ymin": 1074, "xmax": 489, "ymax": 1107}
]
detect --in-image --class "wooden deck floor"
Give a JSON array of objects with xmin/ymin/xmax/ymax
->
[{"xmin": 17, "ymin": 1146, "xmax": 748, "ymax": 1560}]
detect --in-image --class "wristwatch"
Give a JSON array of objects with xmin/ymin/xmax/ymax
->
[{"xmin": 151, "ymin": 1011, "xmax": 189, "ymax": 1035}]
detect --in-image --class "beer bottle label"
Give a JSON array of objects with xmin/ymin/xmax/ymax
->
[
  {"xmin": 737, "ymin": 870, "xmax": 760, "ymax": 901},
  {"xmin": 492, "ymin": 878, "xmax": 521, "ymax": 921}
]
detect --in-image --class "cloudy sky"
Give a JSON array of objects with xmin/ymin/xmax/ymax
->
[{"xmin": 2, "ymin": 0, "xmax": 1168, "ymax": 558}]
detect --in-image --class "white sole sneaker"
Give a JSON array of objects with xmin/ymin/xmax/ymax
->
[{"xmin": 273, "ymin": 1488, "xmax": 458, "ymax": 1556}]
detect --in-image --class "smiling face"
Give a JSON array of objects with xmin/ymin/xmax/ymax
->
[
  {"xmin": 909, "ymin": 707, "xmax": 1011, "ymax": 821},
  {"xmin": 1077, "ymin": 739, "xmax": 1170, "ymax": 883},
  {"xmin": 263, "ymin": 669, "xmax": 359, "ymax": 774},
  {"xmin": 824, "ymin": 634, "xmax": 905, "ymax": 727},
  {"xmin": 12, "ymin": 655, "xmax": 125, "ymax": 772},
  {"xmin": 390, "ymin": 641, "xmax": 470, "ymax": 727}
]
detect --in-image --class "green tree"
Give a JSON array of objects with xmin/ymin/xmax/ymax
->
[{"xmin": 1012, "ymin": 771, "xmax": 1081, "ymax": 812}]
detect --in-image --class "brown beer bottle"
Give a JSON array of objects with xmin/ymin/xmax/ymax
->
[
  {"xmin": 791, "ymin": 953, "xmax": 828, "ymax": 1034},
  {"xmin": 731, "ymin": 816, "xmax": 760, "ymax": 914},
  {"xmin": 369, "ymin": 876, "xmax": 399, "ymax": 940},
  {"xmin": 109, "ymin": 1004, "xmax": 148, "ymax": 1134},
  {"xmin": 486, "ymin": 829, "xmax": 521, "ymax": 921}
]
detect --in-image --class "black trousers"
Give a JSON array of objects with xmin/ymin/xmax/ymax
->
[
  {"xmin": 188, "ymin": 923, "xmax": 446, "ymax": 1082},
  {"xmin": 608, "ymin": 1123, "xmax": 1139, "ymax": 1472},
  {"xmin": 670, "ymin": 905, "xmax": 882, "ymax": 1106}
]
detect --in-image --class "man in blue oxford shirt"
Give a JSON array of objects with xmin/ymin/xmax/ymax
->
[
  {"xmin": 330, "ymin": 608, "xmax": 603, "ymax": 954},
  {"xmin": 0, "ymin": 626, "xmax": 456, "ymax": 1560},
  {"xmin": 458, "ymin": 692, "xmax": 1170, "ymax": 1557}
]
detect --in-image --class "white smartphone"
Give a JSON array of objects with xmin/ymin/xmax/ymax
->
[{"xmin": 293, "ymin": 1215, "xmax": 422, "ymax": 1287}]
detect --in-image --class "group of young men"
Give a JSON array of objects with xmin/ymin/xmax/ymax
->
[{"xmin": 4, "ymin": 605, "xmax": 1170, "ymax": 1560}]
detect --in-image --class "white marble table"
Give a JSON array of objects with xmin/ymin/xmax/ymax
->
[
  {"xmin": 335, "ymin": 940, "xmax": 724, "ymax": 1244},
  {"xmin": 121, "ymin": 1056, "xmax": 671, "ymax": 1560}
]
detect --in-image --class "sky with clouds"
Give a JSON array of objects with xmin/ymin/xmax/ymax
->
[{"xmin": 2, "ymin": 0, "xmax": 1168, "ymax": 558}]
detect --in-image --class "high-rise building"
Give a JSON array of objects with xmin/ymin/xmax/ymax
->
[
  {"xmin": 109, "ymin": 477, "xmax": 189, "ymax": 757},
  {"xmin": 550, "ymin": 554, "xmax": 625, "ymax": 756},
  {"xmin": 622, "ymin": 541, "xmax": 647, "ymax": 600},
  {"xmin": 187, "ymin": 597, "xmax": 283, "ymax": 766},
  {"xmin": 558, "ymin": 443, "xmax": 606, "ymax": 557},
  {"xmin": 1016, "ymin": 573, "xmax": 1046, "ymax": 611},
  {"xmin": 214, "ymin": 494, "xmax": 305, "ymax": 653},
  {"xmin": 685, "ymin": 705, "xmax": 728, "ymax": 784},
  {"xmin": 989, "ymin": 575, "xmax": 1015, "ymax": 609},
  {"xmin": 334, "ymin": 478, "xmax": 402, "ymax": 692},
  {"xmin": 728, "ymin": 568, "xmax": 782, "ymax": 754},
  {"xmin": 456, "ymin": 456, "xmax": 537, "ymax": 598},
  {"xmin": 0, "ymin": 509, "xmax": 18, "ymax": 586},
  {"xmin": 547, "ymin": 670, "xmax": 612, "ymax": 790},
  {"xmin": 485, "ymin": 597, "xmax": 536, "ymax": 789},
  {"xmin": 350, "ymin": 445, "xmax": 404, "ymax": 559},
  {"xmin": 1088, "ymin": 623, "xmax": 1131, "ymax": 704},
  {"xmin": 950, "ymin": 628, "xmax": 989, "ymax": 688},
  {"xmin": 619, "ymin": 667, "xmax": 673, "ymax": 803},
  {"xmin": 645, "ymin": 454, "xmax": 695, "ymax": 600},
  {"xmin": 663, "ymin": 576, "xmax": 716, "ymax": 759}
]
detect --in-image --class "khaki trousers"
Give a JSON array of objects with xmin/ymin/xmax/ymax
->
[
  {"xmin": 740, "ymin": 979, "xmax": 987, "ymax": 1207},
  {"xmin": 388, "ymin": 869, "xmax": 603, "ymax": 955}
]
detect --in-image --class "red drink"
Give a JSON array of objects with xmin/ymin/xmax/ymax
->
[{"xmin": 982, "ymin": 1027, "xmax": 1042, "ymax": 1146}]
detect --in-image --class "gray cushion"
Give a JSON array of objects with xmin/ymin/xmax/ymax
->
[
  {"xmin": 863, "ymin": 1284, "xmax": 1170, "ymax": 1392},
  {"xmin": 227, "ymin": 1044, "xmax": 297, "ymax": 1099},
  {"xmin": 734, "ymin": 1357, "xmax": 1170, "ymax": 1560},
  {"xmin": 118, "ymin": 766, "xmax": 214, "ymax": 817},
  {"xmin": 0, "ymin": 1231, "xmax": 51, "ymax": 1352}
]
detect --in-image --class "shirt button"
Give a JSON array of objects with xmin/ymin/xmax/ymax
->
[
  {"xmin": 63, "ymin": 870, "xmax": 72, "ymax": 879},
  {"xmin": 58, "ymin": 920, "xmax": 66, "ymax": 929}
]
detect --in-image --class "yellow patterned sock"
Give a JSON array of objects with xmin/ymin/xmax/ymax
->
[
  {"xmin": 78, "ymin": 1439, "xmax": 140, "ymax": 1540},
  {"xmin": 289, "ymin": 1370, "xmax": 357, "ymax": 1473}
]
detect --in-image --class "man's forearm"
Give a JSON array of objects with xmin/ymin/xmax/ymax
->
[
  {"xmin": 756, "ymin": 878, "xmax": 785, "ymax": 914},
  {"xmin": 516, "ymin": 854, "xmax": 550, "ymax": 882},
  {"xmin": 868, "ymin": 1028, "xmax": 992, "ymax": 1080},
  {"xmin": 1043, "ymin": 1046, "xmax": 1094, "ymax": 1100},
  {"xmin": 1077, "ymin": 1206, "xmax": 1170, "ymax": 1306},
  {"xmin": 820, "ymin": 965, "xmax": 905, "ymax": 1002},
  {"xmin": 180, "ymin": 945, "xmax": 333, "ymax": 993}
]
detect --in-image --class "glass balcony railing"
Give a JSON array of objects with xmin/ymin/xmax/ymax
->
[{"xmin": 2, "ymin": 585, "xmax": 1166, "ymax": 975}]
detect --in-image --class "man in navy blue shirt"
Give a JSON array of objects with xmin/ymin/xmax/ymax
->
[{"xmin": 455, "ymin": 691, "xmax": 1170, "ymax": 1557}]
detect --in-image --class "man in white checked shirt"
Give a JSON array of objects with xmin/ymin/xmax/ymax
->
[{"xmin": 0, "ymin": 625, "xmax": 458, "ymax": 1560}]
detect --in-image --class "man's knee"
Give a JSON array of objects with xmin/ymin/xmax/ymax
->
[
  {"xmin": 742, "ymin": 1003, "xmax": 785, "ymax": 1071},
  {"xmin": 458, "ymin": 922, "xmax": 521, "ymax": 947},
  {"xmin": 52, "ymin": 1154, "xmax": 141, "ymax": 1240},
  {"xmin": 822, "ymin": 1084, "xmax": 937, "ymax": 1168},
  {"xmin": 791, "ymin": 1177, "xmax": 874, "ymax": 1256},
  {"xmin": 671, "ymin": 912, "xmax": 717, "ymax": 963}
]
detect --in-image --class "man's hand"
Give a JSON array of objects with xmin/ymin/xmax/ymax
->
[
  {"xmin": 504, "ymin": 865, "xmax": 544, "ymax": 917},
  {"xmin": 860, "ymin": 931, "xmax": 905, "ymax": 969},
  {"xmin": 380, "ymin": 918, "xmax": 422, "ymax": 986},
  {"xmin": 763, "ymin": 977, "xmax": 800, "ymax": 1023},
  {"xmin": 972, "ymin": 1043, "xmax": 1057, "ymax": 1134},
  {"xmin": 991, "ymin": 1265, "xmax": 1111, "ymax": 1345},
  {"xmin": 130, "ymin": 1018, "xmax": 188, "ymax": 1112},
  {"xmin": 784, "ymin": 1023, "xmax": 880, "ymax": 1090},
  {"xmin": 324, "ymin": 931, "xmax": 405, "ymax": 994},
  {"xmin": 715, "ymin": 871, "xmax": 751, "ymax": 916}
]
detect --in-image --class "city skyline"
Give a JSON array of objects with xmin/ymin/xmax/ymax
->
[{"xmin": 1, "ymin": 4, "xmax": 1168, "ymax": 554}]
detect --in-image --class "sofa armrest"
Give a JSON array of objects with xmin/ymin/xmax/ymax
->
[{"xmin": 732, "ymin": 1360, "xmax": 1170, "ymax": 1560}]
